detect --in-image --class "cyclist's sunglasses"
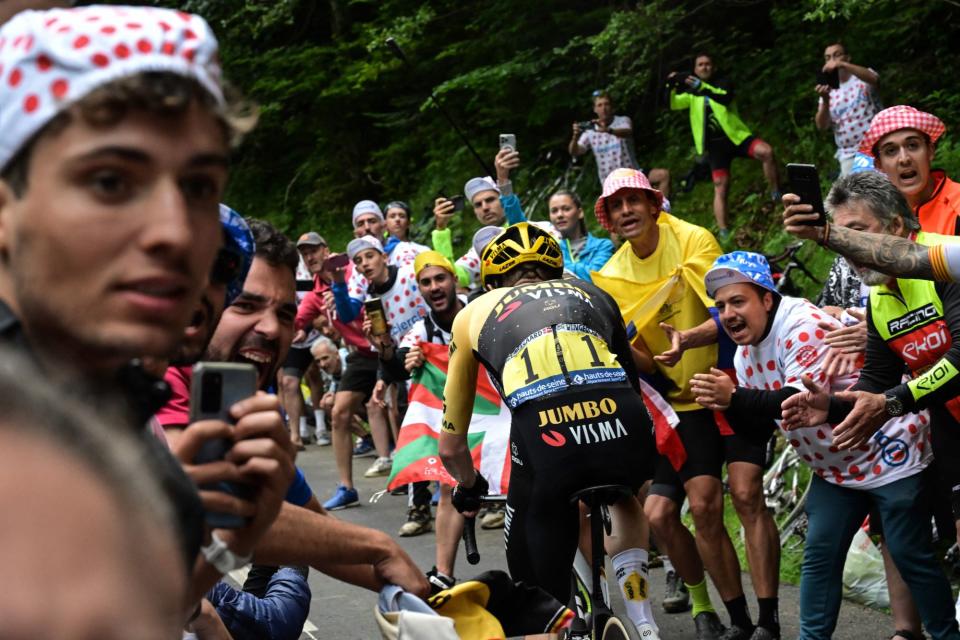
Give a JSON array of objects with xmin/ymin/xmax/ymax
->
[{"xmin": 211, "ymin": 246, "xmax": 244, "ymax": 286}]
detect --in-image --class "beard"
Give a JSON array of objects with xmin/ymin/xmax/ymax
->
[{"xmin": 858, "ymin": 267, "xmax": 892, "ymax": 286}]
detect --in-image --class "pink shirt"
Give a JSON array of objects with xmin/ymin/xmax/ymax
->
[{"xmin": 155, "ymin": 365, "xmax": 192, "ymax": 428}]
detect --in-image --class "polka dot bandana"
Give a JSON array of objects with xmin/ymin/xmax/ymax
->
[
  {"xmin": 593, "ymin": 168, "xmax": 664, "ymax": 232},
  {"xmin": 0, "ymin": 5, "xmax": 223, "ymax": 171},
  {"xmin": 705, "ymin": 251, "xmax": 778, "ymax": 299},
  {"xmin": 858, "ymin": 105, "xmax": 946, "ymax": 156}
]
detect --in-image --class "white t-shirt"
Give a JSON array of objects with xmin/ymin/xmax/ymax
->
[
  {"xmin": 735, "ymin": 296, "xmax": 930, "ymax": 489},
  {"xmin": 577, "ymin": 115, "xmax": 638, "ymax": 183},
  {"xmin": 292, "ymin": 256, "xmax": 320, "ymax": 349},
  {"xmin": 819, "ymin": 73, "xmax": 881, "ymax": 159}
]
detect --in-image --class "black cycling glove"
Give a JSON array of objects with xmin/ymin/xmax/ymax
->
[{"xmin": 451, "ymin": 471, "xmax": 489, "ymax": 514}]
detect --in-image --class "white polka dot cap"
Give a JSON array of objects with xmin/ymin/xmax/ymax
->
[{"xmin": 0, "ymin": 5, "xmax": 224, "ymax": 172}]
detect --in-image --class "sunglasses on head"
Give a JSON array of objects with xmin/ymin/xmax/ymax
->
[{"xmin": 211, "ymin": 246, "xmax": 244, "ymax": 286}]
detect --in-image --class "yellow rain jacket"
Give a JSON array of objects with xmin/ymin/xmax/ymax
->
[{"xmin": 593, "ymin": 213, "xmax": 721, "ymax": 411}]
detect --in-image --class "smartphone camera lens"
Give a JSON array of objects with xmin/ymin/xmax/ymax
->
[{"xmin": 200, "ymin": 372, "xmax": 223, "ymax": 413}]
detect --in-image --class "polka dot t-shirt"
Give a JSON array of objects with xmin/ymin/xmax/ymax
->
[
  {"xmin": 735, "ymin": 295, "xmax": 929, "ymax": 489},
  {"xmin": 820, "ymin": 73, "xmax": 881, "ymax": 159},
  {"xmin": 577, "ymin": 115, "xmax": 638, "ymax": 183}
]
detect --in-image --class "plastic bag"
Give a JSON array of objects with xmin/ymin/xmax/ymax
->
[{"xmin": 842, "ymin": 527, "xmax": 890, "ymax": 608}]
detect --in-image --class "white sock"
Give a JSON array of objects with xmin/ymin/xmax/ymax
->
[
  {"xmin": 662, "ymin": 555, "xmax": 674, "ymax": 575},
  {"xmin": 612, "ymin": 548, "xmax": 657, "ymax": 631},
  {"xmin": 298, "ymin": 416, "xmax": 309, "ymax": 438},
  {"xmin": 315, "ymin": 409, "xmax": 327, "ymax": 432}
]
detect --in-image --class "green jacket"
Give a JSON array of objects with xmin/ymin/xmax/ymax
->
[{"xmin": 670, "ymin": 80, "xmax": 753, "ymax": 155}]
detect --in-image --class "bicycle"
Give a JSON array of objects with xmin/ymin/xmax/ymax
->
[
  {"xmin": 764, "ymin": 242, "xmax": 822, "ymax": 297},
  {"xmin": 760, "ymin": 437, "xmax": 812, "ymax": 550},
  {"xmin": 463, "ymin": 485, "xmax": 644, "ymax": 640}
]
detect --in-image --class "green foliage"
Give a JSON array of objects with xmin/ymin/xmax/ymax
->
[{"xmin": 145, "ymin": 0, "xmax": 960, "ymax": 293}]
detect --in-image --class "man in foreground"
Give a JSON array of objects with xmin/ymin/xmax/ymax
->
[
  {"xmin": 692, "ymin": 250, "xmax": 953, "ymax": 640},
  {"xmin": 439, "ymin": 222, "xmax": 660, "ymax": 638}
]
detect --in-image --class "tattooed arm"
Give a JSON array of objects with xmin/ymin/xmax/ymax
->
[{"xmin": 782, "ymin": 194, "xmax": 957, "ymax": 281}]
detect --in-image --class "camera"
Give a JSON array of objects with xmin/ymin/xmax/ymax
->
[
  {"xmin": 576, "ymin": 120, "xmax": 596, "ymax": 132},
  {"xmin": 666, "ymin": 73, "xmax": 687, "ymax": 91}
]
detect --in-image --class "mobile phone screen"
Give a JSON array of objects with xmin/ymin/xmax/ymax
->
[{"xmin": 786, "ymin": 163, "xmax": 827, "ymax": 226}]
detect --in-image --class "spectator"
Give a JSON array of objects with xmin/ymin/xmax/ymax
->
[
  {"xmin": 0, "ymin": 348, "xmax": 185, "ymax": 638},
  {"xmin": 569, "ymin": 90, "xmax": 639, "ymax": 183},
  {"xmin": 0, "ymin": 4, "xmax": 295, "ymax": 606},
  {"xmin": 694, "ymin": 251, "xmax": 955, "ymax": 640},
  {"xmin": 814, "ymin": 42, "xmax": 881, "ymax": 177},
  {"xmin": 373, "ymin": 251, "xmax": 468, "ymax": 586},
  {"xmin": 668, "ymin": 53, "xmax": 780, "ymax": 240},
  {"xmin": 432, "ymin": 148, "xmax": 551, "ymax": 288},
  {"xmin": 280, "ymin": 232, "xmax": 330, "ymax": 449},
  {"xmin": 592, "ymin": 169, "xmax": 779, "ymax": 640},
  {"xmin": 548, "ymin": 189, "xmax": 614, "ymax": 281},
  {"xmin": 335, "ymin": 235, "xmax": 429, "ymax": 479},
  {"xmin": 353, "ymin": 200, "xmax": 422, "ymax": 268},
  {"xmin": 860, "ymin": 105, "xmax": 960, "ymax": 235},
  {"xmin": 385, "ymin": 200, "xmax": 430, "ymax": 249}
]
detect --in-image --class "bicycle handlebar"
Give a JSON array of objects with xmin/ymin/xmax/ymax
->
[{"xmin": 460, "ymin": 494, "xmax": 507, "ymax": 565}]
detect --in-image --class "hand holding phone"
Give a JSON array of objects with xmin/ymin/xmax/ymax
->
[
  {"xmin": 499, "ymin": 133, "xmax": 516, "ymax": 152},
  {"xmin": 786, "ymin": 163, "xmax": 827, "ymax": 227},
  {"xmin": 322, "ymin": 253, "xmax": 350, "ymax": 273},
  {"xmin": 363, "ymin": 297, "xmax": 389, "ymax": 336},
  {"xmin": 190, "ymin": 362, "xmax": 258, "ymax": 528}
]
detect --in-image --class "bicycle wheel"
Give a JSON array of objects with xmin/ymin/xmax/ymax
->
[{"xmin": 600, "ymin": 615, "xmax": 643, "ymax": 640}]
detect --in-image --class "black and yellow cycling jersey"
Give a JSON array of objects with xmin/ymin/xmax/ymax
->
[{"xmin": 442, "ymin": 277, "xmax": 640, "ymax": 435}]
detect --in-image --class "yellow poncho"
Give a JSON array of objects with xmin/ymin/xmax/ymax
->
[{"xmin": 592, "ymin": 213, "xmax": 721, "ymax": 411}]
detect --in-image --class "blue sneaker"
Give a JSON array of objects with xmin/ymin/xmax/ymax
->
[
  {"xmin": 323, "ymin": 485, "xmax": 359, "ymax": 510},
  {"xmin": 353, "ymin": 435, "xmax": 375, "ymax": 457}
]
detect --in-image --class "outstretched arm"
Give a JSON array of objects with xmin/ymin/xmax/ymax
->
[{"xmin": 783, "ymin": 194, "xmax": 956, "ymax": 281}]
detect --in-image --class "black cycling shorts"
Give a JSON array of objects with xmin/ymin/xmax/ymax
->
[
  {"xmin": 281, "ymin": 344, "xmax": 313, "ymax": 378},
  {"xmin": 706, "ymin": 134, "xmax": 762, "ymax": 178},
  {"xmin": 649, "ymin": 408, "xmax": 766, "ymax": 502},
  {"xmin": 337, "ymin": 351, "xmax": 379, "ymax": 396},
  {"xmin": 503, "ymin": 387, "xmax": 657, "ymax": 603}
]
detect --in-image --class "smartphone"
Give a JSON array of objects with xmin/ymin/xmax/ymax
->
[
  {"xmin": 786, "ymin": 163, "xmax": 827, "ymax": 226},
  {"xmin": 363, "ymin": 297, "xmax": 389, "ymax": 336},
  {"xmin": 499, "ymin": 133, "xmax": 516, "ymax": 152},
  {"xmin": 322, "ymin": 252, "xmax": 350, "ymax": 272},
  {"xmin": 449, "ymin": 195, "xmax": 465, "ymax": 212},
  {"xmin": 190, "ymin": 362, "xmax": 258, "ymax": 529},
  {"xmin": 816, "ymin": 67, "xmax": 840, "ymax": 89}
]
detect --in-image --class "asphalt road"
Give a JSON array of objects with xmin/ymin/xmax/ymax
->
[{"xmin": 231, "ymin": 443, "xmax": 896, "ymax": 639}]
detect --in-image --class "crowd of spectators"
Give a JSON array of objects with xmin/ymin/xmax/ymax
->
[{"xmin": 4, "ymin": 3, "xmax": 960, "ymax": 639}]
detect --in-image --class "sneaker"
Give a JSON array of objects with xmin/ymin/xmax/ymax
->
[
  {"xmin": 749, "ymin": 627, "xmax": 779, "ymax": 640},
  {"xmin": 480, "ymin": 504, "xmax": 505, "ymax": 529},
  {"xmin": 364, "ymin": 456, "xmax": 392, "ymax": 478},
  {"xmin": 398, "ymin": 504, "xmax": 432, "ymax": 537},
  {"xmin": 662, "ymin": 570, "xmax": 691, "ymax": 613},
  {"xmin": 426, "ymin": 566, "xmax": 455, "ymax": 595},
  {"xmin": 693, "ymin": 611, "xmax": 726, "ymax": 640},
  {"xmin": 316, "ymin": 430, "xmax": 331, "ymax": 446},
  {"xmin": 637, "ymin": 623, "xmax": 660, "ymax": 639},
  {"xmin": 323, "ymin": 485, "xmax": 359, "ymax": 511},
  {"xmin": 719, "ymin": 624, "xmax": 755, "ymax": 640},
  {"xmin": 353, "ymin": 435, "xmax": 375, "ymax": 457}
]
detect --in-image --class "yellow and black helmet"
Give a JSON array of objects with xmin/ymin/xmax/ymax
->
[{"xmin": 480, "ymin": 222, "xmax": 564, "ymax": 289}]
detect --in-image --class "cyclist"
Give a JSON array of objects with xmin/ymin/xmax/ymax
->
[
  {"xmin": 438, "ymin": 222, "xmax": 660, "ymax": 638},
  {"xmin": 691, "ymin": 251, "xmax": 951, "ymax": 640}
]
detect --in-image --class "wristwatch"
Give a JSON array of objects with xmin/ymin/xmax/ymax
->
[
  {"xmin": 884, "ymin": 393, "xmax": 905, "ymax": 417},
  {"xmin": 201, "ymin": 532, "xmax": 252, "ymax": 574}
]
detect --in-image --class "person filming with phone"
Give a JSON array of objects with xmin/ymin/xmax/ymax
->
[{"xmin": 814, "ymin": 42, "xmax": 881, "ymax": 177}]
